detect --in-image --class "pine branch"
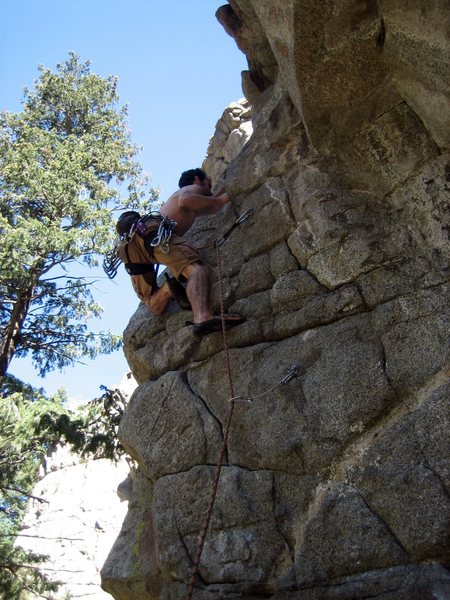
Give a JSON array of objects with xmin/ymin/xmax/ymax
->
[
  {"xmin": 1, "ymin": 486, "xmax": 49, "ymax": 504},
  {"xmin": 1, "ymin": 533, "xmax": 84, "ymax": 541}
]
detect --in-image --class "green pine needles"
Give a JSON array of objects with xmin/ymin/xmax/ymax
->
[
  {"xmin": 0, "ymin": 52, "xmax": 157, "ymax": 376},
  {"xmin": 0, "ymin": 374, "xmax": 127, "ymax": 598}
]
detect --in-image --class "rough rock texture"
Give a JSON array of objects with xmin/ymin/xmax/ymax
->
[
  {"xmin": 18, "ymin": 452, "xmax": 130, "ymax": 600},
  {"xmin": 203, "ymin": 98, "xmax": 253, "ymax": 185},
  {"xmin": 102, "ymin": 2, "xmax": 450, "ymax": 599},
  {"xmin": 18, "ymin": 375, "xmax": 136, "ymax": 599}
]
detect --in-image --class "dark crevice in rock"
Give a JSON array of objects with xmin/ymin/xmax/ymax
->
[
  {"xmin": 415, "ymin": 441, "xmax": 450, "ymax": 501},
  {"xmin": 171, "ymin": 280, "xmax": 447, "ymax": 374},
  {"xmin": 182, "ymin": 515, "xmax": 265, "ymax": 541},
  {"xmin": 351, "ymin": 279, "xmax": 370, "ymax": 311},
  {"xmin": 183, "ymin": 371, "xmax": 226, "ymax": 445},
  {"xmin": 270, "ymin": 472, "xmax": 295, "ymax": 562},
  {"xmin": 300, "ymin": 267, "xmax": 333, "ymax": 294},
  {"xmin": 377, "ymin": 337, "xmax": 398, "ymax": 395},
  {"xmin": 350, "ymin": 101, "xmax": 406, "ymax": 138},
  {"xmin": 268, "ymin": 306, "xmax": 371, "ymax": 340},
  {"xmin": 153, "ymin": 464, "xmax": 224, "ymax": 482},
  {"xmin": 157, "ymin": 463, "xmax": 307, "ymax": 484},
  {"xmin": 195, "ymin": 581, "xmax": 273, "ymax": 595},
  {"xmin": 354, "ymin": 488, "xmax": 410, "ymax": 558},
  {"xmin": 175, "ymin": 514, "xmax": 195, "ymax": 573},
  {"xmin": 374, "ymin": 128, "xmax": 442, "ymax": 192},
  {"xmin": 303, "ymin": 255, "xmax": 405, "ymax": 293},
  {"xmin": 376, "ymin": 19, "xmax": 386, "ymax": 48},
  {"xmin": 292, "ymin": 561, "xmax": 450, "ymax": 595},
  {"xmin": 356, "ymin": 269, "xmax": 450, "ymax": 311},
  {"xmin": 283, "ymin": 239, "xmax": 301, "ymax": 269},
  {"xmin": 422, "ymin": 462, "xmax": 450, "ymax": 502},
  {"xmin": 278, "ymin": 192, "xmax": 297, "ymax": 233},
  {"xmin": 358, "ymin": 591, "xmax": 403, "ymax": 600},
  {"xmin": 295, "ymin": 578, "xmax": 402, "ymax": 594},
  {"xmin": 293, "ymin": 482, "xmax": 336, "ymax": 569},
  {"xmin": 229, "ymin": 462, "xmax": 311, "ymax": 478},
  {"xmin": 147, "ymin": 378, "xmax": 175, "ymax": 441},
  {"xmin": 369, "ymin": 279, "xmax": 450, "ymax": 317}
]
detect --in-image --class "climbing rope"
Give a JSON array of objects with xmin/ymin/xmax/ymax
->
[
  {"xmin": 185, "ymin": 239, "xmax": 236, "ymax": 600},
  {"xmin": 185, "ymin": 213, "xmax": 300, "ymax": 599}
]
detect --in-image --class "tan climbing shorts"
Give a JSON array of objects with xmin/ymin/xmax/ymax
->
[{"xmin": 153, "ymin": 233, "xmax": 202, "ymax": 281}]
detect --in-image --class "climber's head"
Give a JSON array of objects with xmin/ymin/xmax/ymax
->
[{"xmin": 178, "ymin": 168, "xmax": 211, "ymax": 191}]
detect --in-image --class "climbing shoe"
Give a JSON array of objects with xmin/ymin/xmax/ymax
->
[{"xmin": 190, "ymin": 314, "xmax": 245, "ymax": 336}]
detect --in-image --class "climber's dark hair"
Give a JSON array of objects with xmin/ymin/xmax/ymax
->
[
  {"xmin": 178, "ymin": 168, "xmax": 207, "ymax": 188},
  {"xmin": 116, "ymin": 211, "xmax": 141, "ymax": 236}
]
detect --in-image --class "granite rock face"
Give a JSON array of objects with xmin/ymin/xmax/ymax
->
[
  {"xmin": 101, "ymin": 2, "xmax": 450, "ymax": 598},
  {"xmin": 203, "ymin": 98, "xmax": 253, "ymax": 185},
  {"xmin": 18, "ymin": 450, "xmax": 130, "ymax": 600},
  {"xmin": 17, "ymin": 375, "xmax": 136, "ymax": 600}
]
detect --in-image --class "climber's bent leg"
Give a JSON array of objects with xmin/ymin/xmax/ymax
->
[{"xmin": 181, "ymin": 263, "xmax": 213, "ymax": 324}]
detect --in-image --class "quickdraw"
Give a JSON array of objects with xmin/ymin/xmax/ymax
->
[
  {"xmin": 215, "ymin": 208, "xmax": 255, "ymax": 247},
  {"xmin": 229, "ymin": 364, "xmax": 301, "ymax": 404}
]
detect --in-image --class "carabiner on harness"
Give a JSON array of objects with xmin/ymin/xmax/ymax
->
[
  {"xmin": 103, "ymin": 247, "xmax": 122, "ymax": 279},
  {"xmin": 150, "ymin": 216, "xmax": 177, "ymax": 254}
]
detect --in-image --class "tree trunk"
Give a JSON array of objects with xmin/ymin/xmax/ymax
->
[{"xmin": 0, "ymin": 285, "xmax": 35, "ymax": 376}]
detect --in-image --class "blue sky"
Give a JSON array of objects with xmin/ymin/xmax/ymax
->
[{"xmin": 2, "ymin": 0, "xmax": 247, "ymax": 401}]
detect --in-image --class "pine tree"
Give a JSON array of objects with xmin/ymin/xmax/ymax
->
[
  {"xmin": 0, "ymin": 52, "xmax": 157, "ymax": 376},
  {"xmin": 0, "ymin": 374, "xmax": 127, "ymax": 598}
]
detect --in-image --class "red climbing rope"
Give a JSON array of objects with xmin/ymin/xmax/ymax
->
[
  {"xmin": 185, "ymin": 240, "xmax": 237, "ymax": 600},
  {"xmin": 184, "ymin": 208, "xmax": 299, "ymax": 599}
]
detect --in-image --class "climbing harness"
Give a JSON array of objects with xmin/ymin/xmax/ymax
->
[
  {"xmin": 185, "ymin": 215, "xmax": 300, "ymax": 600},
  {"xmin": 104, "ymin": 208, "xmax": 251, "ymax": 279},
  {"xmin": 102, "ymin": 212, "xmax": 176, "ymax": 280}
]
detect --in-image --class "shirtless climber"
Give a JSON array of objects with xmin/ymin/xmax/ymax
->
[{"xmin": 115, "ymin": 168, "xmax": 244, "ymax": 336}]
